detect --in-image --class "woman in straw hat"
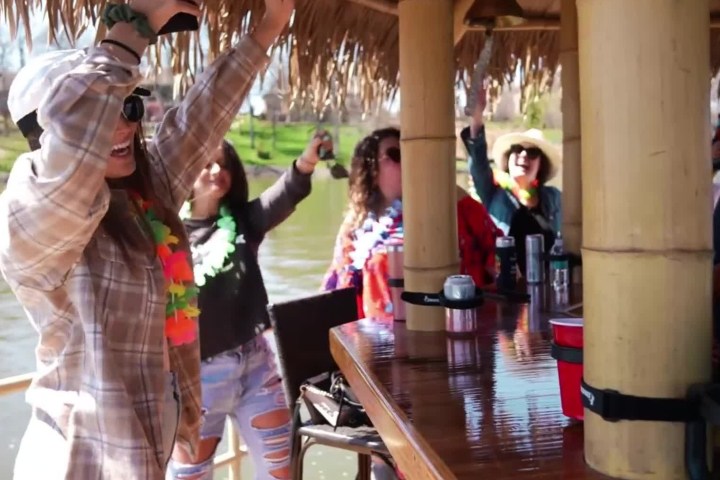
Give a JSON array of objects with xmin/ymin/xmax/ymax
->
[
  {"xmin": 461, "ymin": 83, "xmax": 562, "ymax": 275},
  {"xmin": 1, "ymin": 0, "xmax": 293, "ymax": 478},
  {"xmin": 461, "ymin": 83, "xmax": 562, "ymax": 237}
]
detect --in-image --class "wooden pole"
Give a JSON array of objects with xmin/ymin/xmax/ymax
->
[
  {"xmin": 560, "ymin": 0, "xmax": 582, "ymax": 264},
  {"xmin": 399, "ymin": 0, "xmax": 459, "ymax": 331},
  {"xmin": 578, "ymin": 1, "xmax": 712, "ymax": 478},
  {"xmin": 453, "ymin": 0, "xmax": 475, "ymax": 46}
]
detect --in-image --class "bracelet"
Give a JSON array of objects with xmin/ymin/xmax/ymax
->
[
  {"xmin": 102, "ymin": 3, "xmax": 158, "ymax": 45},
  {"xmin": 100, "ymin": 39, "xmax": 142, "ymax": 64}
]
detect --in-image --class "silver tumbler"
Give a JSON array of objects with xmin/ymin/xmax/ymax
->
[
  {"xmin": 525, "ymin": 234, "xmax": 545, "ymax": 284},
  {"xmin": 444, "ymin": 274, "xmax": 477, "ymax": 336},
  {"xmin": 387, "ymin": 242, "xmax": 405, "ymax": 322}
]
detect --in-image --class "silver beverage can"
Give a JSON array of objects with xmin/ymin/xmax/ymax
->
[
  {"xmin": 525, "ymin": 234, "xmax": 545, "ymax": 284},
  {"xmin": 443, "ymin": 274, "xmax": 477, "ymax": 335},
  {"xmin": 386, "ymin": 242, "xmax": 405, "ymax": 321}
]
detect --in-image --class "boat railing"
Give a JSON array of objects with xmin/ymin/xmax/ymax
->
[{"xmin": 0, "ymin": 372, "xmax": 247, "ymax": 477}]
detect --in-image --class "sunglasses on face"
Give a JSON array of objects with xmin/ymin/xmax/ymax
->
[
  {"xmin": 509, "ymin": 144, "xmax": 542, "ymax": 159},
  {"xmin": 384, "ymin": 147, "xmax": 401, "ymax": 163},
  {"xmin": 122, "ymin": 95, "xmax": 145, "ymax": 123}
]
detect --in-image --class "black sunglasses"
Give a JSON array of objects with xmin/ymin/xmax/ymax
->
[
  {"xmin": 385, "ymin": 147, "xmax": 401, "ymax": 163},
  {"xmin": 122, "ymin": 95, "xmax": 145, "ymax": 123},
  {"xmin": 509, "ymin": 144, "xmax": 542, "ymax": 159}
]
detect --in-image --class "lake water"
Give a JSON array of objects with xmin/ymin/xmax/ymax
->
[{"xmin": 0, "ymin": 173, "xmax": 355, "ymax": 479}]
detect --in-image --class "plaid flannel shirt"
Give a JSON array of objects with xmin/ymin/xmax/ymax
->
[{"xmin": 0, "ymin": 37, "xmax": 268, "ymax": 479}]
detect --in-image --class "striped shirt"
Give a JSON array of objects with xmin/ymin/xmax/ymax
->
[{"xmin": 0, "ymin": 37, "xmax": 268, "ymax": 479}]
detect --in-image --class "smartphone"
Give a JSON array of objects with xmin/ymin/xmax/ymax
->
[
  {"xmin": 317, "ymin": 133, "xmax": 335, "ymax": 161},
  {"xmin": 158, "ymin": 1, "xmax": 200, "ymax": 35}
]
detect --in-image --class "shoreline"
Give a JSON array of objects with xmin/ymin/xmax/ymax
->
[
  {"xmin": 0, "ymin": 162, "xmax": 344, "ymax": 187},
  {"xmin": 0, "ymin": 161, "xmax": 468, "ymax": 186}
]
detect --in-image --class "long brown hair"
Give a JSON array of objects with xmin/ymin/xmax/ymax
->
[
  {"xmin": 104, "ymin": 125, "xmax": 169, "ymax": 260},
  {"xmin": 216, "ymin": 140, "xmax": 268, "ymax": 243},
  {"xmin": 347, "ymin": 127, "xmax": 400, "ymax": 228}
]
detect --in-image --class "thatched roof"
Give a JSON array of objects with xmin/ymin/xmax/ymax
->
[{"xmin": 4, "ymin": 0, "xmax": 720, "ymax": 111}]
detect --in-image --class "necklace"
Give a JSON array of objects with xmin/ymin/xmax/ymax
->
[
  {"xmin": 180, "ymin": 202, "xmax": 237, "ymax": 287},
  {"xmin": 132, "ymin": 193, "xmax": 199, "ymax": 347},
  {"xmin": 493, "ymin": 169, "xmax": 539, "ymax": 205},
  {"xmin": 349, "ymin": 199, "xmax": 403, "ymax": 271}
]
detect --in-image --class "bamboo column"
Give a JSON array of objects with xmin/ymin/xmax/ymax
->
[
  {"xmin": 578, "ymin": 1, "xmax": 712, "ymax": 478},
  {"xmin": 560, "ymin": 0, "xmax": 581, "ymax": 261},
  {"xmin": 399, "ymin": 0, "xmax": 459, "ymax": 331}
]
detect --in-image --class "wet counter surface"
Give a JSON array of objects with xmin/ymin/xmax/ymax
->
[{"xmin": 330, "ymin": 285, "xmax": 612, "ymax": 480}]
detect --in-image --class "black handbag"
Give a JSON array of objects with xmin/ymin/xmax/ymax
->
[{"xmin": 298, "ymin": 371, "xmax": 372, "ymax": 429}]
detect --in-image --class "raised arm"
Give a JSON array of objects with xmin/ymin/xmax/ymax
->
[
  {"xmin": 244, "ymin": 133, "xmax": 322, "ymax": 235},
  {"xmin": 0, "ymin": 1, "xmax": 208, "ymax": 292},
  {"xmin": 0, "ymin": 24, "xmax": 153, "ymax": 292},
  {"xmin": 148, "ymin": 0, "xmax": 294, "ymax": 210},
  {"xmin": 461, "ymin": 81, "xmax": 498, "ymax": 207}
]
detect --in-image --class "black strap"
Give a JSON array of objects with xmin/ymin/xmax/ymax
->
[
  {"xmin": 387, "ymin": 278, "xmax": 404, "ymax": 288},
  {"xmin": 400, "ymin": 288, "xmax": 530, "ymax": 310},
  {"xmin": 401, "ymin": 291, "xmax": 478, "ymax": 310},
  {"xmin": 685, "ymin": 384, "xmax": 720, "ymax": 480},
  {"xmin": 550, "ymin": 342, "xmax": 583, "ymax": 364},
  {"xmin": 581, "ymin": 378, "xmax": 699, "ymax": 423},
  {"xmin": 401, "ymin": 287, "xmax": 530, "ymax": 311},
  {"xmin": 100, "ymin": 39, "xmax": 142, "ymax": 64},
  {"xmin": 16, "ymin": 111, "xmax": 39, "ymax": 138}
]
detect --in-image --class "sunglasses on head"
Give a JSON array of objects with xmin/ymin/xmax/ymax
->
[
  {"xmin": 385, "ymin": 147, "xmax": 401, "ymax": 163},
  {"xmin": 509, "ymin": 144, "xmax": 542, "ymax": 159},
  {"xmin": 122, "ymin": 95, "xmax": 145, "ymax": 123}
]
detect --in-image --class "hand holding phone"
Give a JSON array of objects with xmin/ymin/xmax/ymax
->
[{"xmin": 317, "ymin": 132, "xmax": 335, "ymax": 161}]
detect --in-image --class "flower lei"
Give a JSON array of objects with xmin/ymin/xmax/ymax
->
[
  {"xmin": 179, "ymin": 201, "xmax": 237, "ymax": 287},
  {"xmin": 349, "ymin": 199, "xmax": 404, "ymax": 271},
  {"xmin": 493, "ymin": 169, "xmax": 539, "ymax": 204},
  {"xmin": 132, "ymin": 193, "xmax": 199, "ymax": 347}
]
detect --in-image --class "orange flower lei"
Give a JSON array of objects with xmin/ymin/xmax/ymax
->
[{"xmin": 132, "ymin": 193, "xmax": 199, "ymax": 347}]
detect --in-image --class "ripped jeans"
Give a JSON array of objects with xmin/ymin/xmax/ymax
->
[{"xmin": 167, "ymin": 335, "xmax": 291, "ymax": 480}]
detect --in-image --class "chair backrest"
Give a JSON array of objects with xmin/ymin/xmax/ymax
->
[{"xmin": 267, "ymin": 288, "xmax": 358, "ymax": 408}]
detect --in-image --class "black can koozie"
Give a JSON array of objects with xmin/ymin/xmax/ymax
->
[{"xmin": 496, "ymin": 236, "xmax": 517, "ymax": 291}]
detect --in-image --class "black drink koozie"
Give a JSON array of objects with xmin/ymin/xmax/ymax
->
[
  {"xmin": 496, "ymin": 238, "xmax": 517, "ymax": 291},
  {"xmin": 157, "ymin": 1, "xmax": 200, "ymax": 35},
  {"xmin": 158, "ymin": 13, "xmax": 199, "ymax": 35}
]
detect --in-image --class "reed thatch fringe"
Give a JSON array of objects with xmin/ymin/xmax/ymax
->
[{"xmin": 3, "ymin": 0, "xmax": 720, "ymax": 110}]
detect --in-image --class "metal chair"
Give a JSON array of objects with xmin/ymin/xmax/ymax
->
[{"xmin": 267, "ymin": 288, "xmax": 393, "ymax": 480}]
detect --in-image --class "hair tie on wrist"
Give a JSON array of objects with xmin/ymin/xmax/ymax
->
[
  {"xmin": 100, "ymin": 39, "xmax": 142, "ymax": 64},
  {"xmin": 102, "ymin": 3, "xmax": 158, "ymax": 45}
]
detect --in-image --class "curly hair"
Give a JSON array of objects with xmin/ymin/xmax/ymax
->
[{"xmin": 347, "ymin": 127, "xmax": 400, "ymax": 228}]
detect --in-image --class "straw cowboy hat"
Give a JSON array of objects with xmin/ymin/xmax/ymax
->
[{"xmin": 491, "ymin": 128, "xmax": 560, "ymax": 182}]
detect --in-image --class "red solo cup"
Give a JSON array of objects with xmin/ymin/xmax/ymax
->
[{"xmin": 550, "ymin": 318, "xmax": 584, "ymax": 420}]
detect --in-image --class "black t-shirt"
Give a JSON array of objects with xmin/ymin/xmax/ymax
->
[
  {"xmin": 509, "ymin": 204, "xmax": 555, "ymax": 276},
  {"xmin": 183, "ymin": 164, "xmax": 312, "ymax": 360},
  {"xmin": 185, "ymin": 214, "xmax": 270, "ymax": 360}
]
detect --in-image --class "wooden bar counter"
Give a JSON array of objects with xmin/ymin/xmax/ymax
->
[{"xmin": 330, "ymin": 285, "xmax": 612, "ymax": 479}]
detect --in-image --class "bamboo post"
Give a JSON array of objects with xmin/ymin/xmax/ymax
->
[
  {"xmin": 560, "ymin": 0, "xmax": 581, "ymax": 262},
  {"xmin": 399, "ymin": 0, "xmax": 459, "ymax": 331},
  {"xmin": 453, "ymin": 0, "xmax": 475, "ymax": 46},
  {"xmin": 578, "ymin": 1, "xmax": 712, "ymax": 478}
]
